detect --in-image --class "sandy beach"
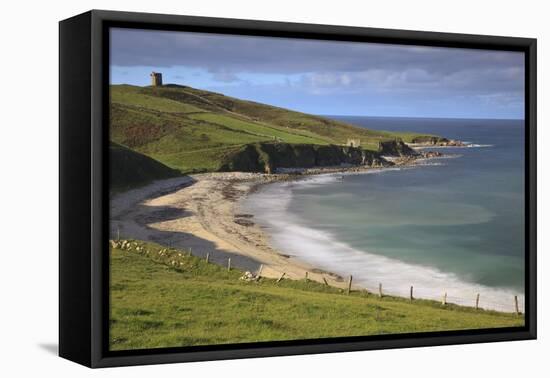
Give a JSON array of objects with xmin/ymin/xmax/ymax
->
[
  {"xmin": 110, "ymin": 171, "xmax": 360, "ymax": 288},
  {"xmin": 109, "ymin": 149, "xmax": 525, "ymax": 313},
  {"xmin": 110, "ymin": 153, "xmax": 439, "ymax": 288}
]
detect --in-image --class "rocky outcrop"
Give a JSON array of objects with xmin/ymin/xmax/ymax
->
[
  {"xmin": 410, "ymin": 136, "xmax": 450, "ymax": 145},
  {"xmin": 240, "ymin": 271, "xmax": 260, "ymax": 281},
  {"xmin": 378, "ymin": 140, "xmax": 419, "ymax": 157},
  {"xmin": 410, "ymin": 136, "xmax": 465, "ymax": 147},
  {"xmin": 421, "ymin": 150, "xmax": 443, "ymax": 158},
  {"xmin": 437, "ymin": 139, "xmax": 466, "ymax": 147},
  {"xmin": 218, "ymin": 142, "xmax": 396, "ymax": 174}
]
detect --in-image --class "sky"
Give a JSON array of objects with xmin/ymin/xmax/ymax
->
[{"xmin": 110, "ymin": 28, "xmax": 525, "ymax": 120}]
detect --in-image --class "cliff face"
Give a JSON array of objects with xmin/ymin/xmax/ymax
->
[
  {"xmin": 219, "ymin": 141, "xmax": 414, "ymax": 173},
  {"xmin": 378, "ymin": 140, "xmax": 419, "ymax": 157}
]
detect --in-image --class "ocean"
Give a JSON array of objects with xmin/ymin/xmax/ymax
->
[{"xmin": 241, "ymin": 116, "xmax": 525, "ymax": 312}]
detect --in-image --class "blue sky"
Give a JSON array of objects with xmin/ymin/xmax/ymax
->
[{"xmin": 110, "ymin": 28, "xmax": 525, "ymax": 120}]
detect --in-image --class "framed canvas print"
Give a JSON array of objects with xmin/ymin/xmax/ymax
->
[{"xmin": 59, "ymin": 10, "xmax": 537, "ymax": 368}]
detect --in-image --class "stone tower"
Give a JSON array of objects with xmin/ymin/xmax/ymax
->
[{"xmin": 150, "ymin": 72, "xmax": 163, "ymax": 86}]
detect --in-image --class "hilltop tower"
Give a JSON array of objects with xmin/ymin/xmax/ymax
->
[{"xmin": 150, "ymin": 72, "xmax": 163, "ymax": 86}]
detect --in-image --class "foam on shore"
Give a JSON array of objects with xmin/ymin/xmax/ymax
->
[{"xmin": 242, "ymin": 171, "xmax": 524, "ymax": 313}]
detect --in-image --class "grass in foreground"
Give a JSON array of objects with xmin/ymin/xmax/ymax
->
[{"xmin": 110, "ymin": 241, "xmax": 523, "ymax": 351}]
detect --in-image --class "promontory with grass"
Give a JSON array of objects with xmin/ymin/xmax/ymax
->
[{"xmin": 109, "ymin": 84, "xmax": 452, "ymax": 179}]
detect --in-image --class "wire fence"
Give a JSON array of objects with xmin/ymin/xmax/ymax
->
[
  {"xmin": 316, "ymin": 275, "xmax": 525, "ymax": 314},
  {"xmin": 259, "ymin": 268, "xmax": 525, "ymax": 314},
  {"xmin": 110, "ymin": 231, "xmax": 525, "ymax": 315}
]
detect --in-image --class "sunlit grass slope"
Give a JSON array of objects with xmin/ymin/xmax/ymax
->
[
  {"xmin": 110, "ymin": 241, "xmax": 524, "ymax": 351},
  {"xmin": 110, "ymin": 84, "xmax": 435, "ymax": 173}
]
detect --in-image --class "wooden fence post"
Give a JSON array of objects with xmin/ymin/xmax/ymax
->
[
  {"xmin": 442, "ymin": 292, "xmax": 447, "ymax": 306},
  {"xmin": 276, "ymin": 272, "xmax": 286, "ymax": 283},
  {"xmin": 514, "ymin": 295, "xmax": 519, "ymax": 315},
  {"xmin": 257, "ymin": 264, "xmax": 263, "ymax": 278},
  {"xmin": 189, "ymin": 247, "xmax": 192, "ymax": 257},
  {"xmin": 410, "ymin": 286, "xmax": 414, "ymax": 301},
  {"xmin": 475, "ymin": 293, "xmax": 480, "ymax": 310},
  {"xmin": 378, "ymin": 283, "xmax": 383, "ymax": 298},
  {"xmin": 322, "ymin": 277, "xmax": 329, "ymax": 286},
  {"xmin": 227, "ymin": 258, "xmax": 231, "ymax": 271},
  {"xmin": 205, "ymin": 252, "xmax": 209, "ymax": 264},
  {"xmin": 305, "ymin": 271, "xmax": 309, "ymax": 281},
  {"xmin": 347, "ymin": 275, "xmax": 353, "ymax": 295}
]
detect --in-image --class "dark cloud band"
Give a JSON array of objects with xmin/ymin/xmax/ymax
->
[{"xmin": 109, "ymin": 28, "xmax": 525, "ymax": 118}]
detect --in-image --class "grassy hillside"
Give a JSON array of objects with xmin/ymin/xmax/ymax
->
[
  {"xmin": 109, "ymin": 142, "xmax": 181, "ymax": 191},
  {"xmin": 110, "ymin": 241, "xmax": 523, "ymax": 351},
  {"xmin": 110, "ymin": 84, "xmax": 437, "ymax": 173}
]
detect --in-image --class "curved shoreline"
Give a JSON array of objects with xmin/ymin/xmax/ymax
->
[
  {"xmin": 110, "ymin": 158, "xmax": 523, "ymax": 313},
  {"xmin": 242, "ymin": 174, "xmax": 525, "ymax": 313},
  {"xmin": 110, "ymin": 171, "xmax": 349, "ymax": 285},
  {"xmin": 110, "ymin": 165, "xmax": 409, "ymax": 289}
]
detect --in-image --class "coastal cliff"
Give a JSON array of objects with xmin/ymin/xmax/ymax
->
[
  {"xmin": 218, "ymin": 140, "xmax": 418, "ymax": 173},
  {"xmin": 378, "ymin": 140, "xmax": 419, "ymax": 156}
]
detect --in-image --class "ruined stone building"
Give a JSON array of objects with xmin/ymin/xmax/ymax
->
[
  {"xmin": 346, "ymin": 138, "xmax": 361, "ymax": 148},
  {"xmin": 150, "ymin": 72, "xmax": 163, "ymax": 86}
]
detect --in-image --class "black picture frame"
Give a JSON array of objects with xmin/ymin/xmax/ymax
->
[{"xmin": 59, "ymin": 9, "xmax": 537, "ymax": 368}]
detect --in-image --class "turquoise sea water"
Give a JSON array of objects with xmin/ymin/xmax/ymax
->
[{"xmin": 242, "ymin": 117, "xmax": 525, "ymax": 311}]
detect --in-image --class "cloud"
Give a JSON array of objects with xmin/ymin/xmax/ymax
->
[
  {"xmin": 475, "ymin": 92, "xmax": 524, "ymax": 109},
  {"xmin": 297, "ymin": 65, "xmax": 523, "ymax": 99},
  {"xmin": 109, "ymin": 28, "xmax": 525, "ymax": 118},
  {"xmin": 209, "ymin": 69, "xmax": 241, "ymax": 83},
  {"xmin": 110, "ymin": 28, "xmax": 523, "ymax": 76}
]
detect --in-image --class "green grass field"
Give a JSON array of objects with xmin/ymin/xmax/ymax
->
[
  {"xmin": 110, "ymin": 84, "xmax": 437, "ymax": 174},
  {"xmin": 110, "ymin": 241, "xmax": 524, "ymax": 351}
]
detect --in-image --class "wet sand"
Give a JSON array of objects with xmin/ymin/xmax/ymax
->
[{"xmin": 110, "ymin": 172, "xmax": 349, "ymax": 287}]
